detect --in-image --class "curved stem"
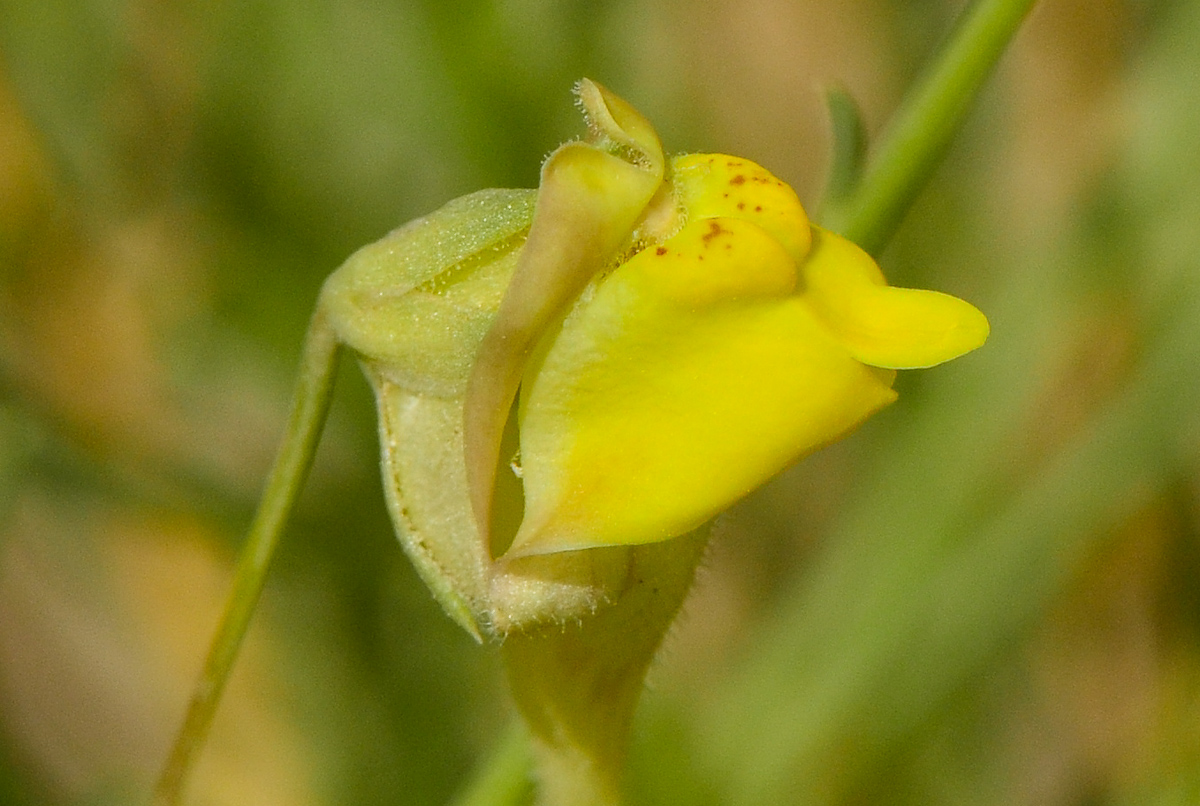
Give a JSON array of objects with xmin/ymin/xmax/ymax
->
[
  {"xmin": 153, "ymin": 308, "xmax": 341, "ymax": 806},
  {"xmin": 821, "ymin": 0, "xmax": 1039, "ymax": 254}
]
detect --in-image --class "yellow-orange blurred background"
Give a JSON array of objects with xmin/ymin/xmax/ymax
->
[{"xmin": 3, "ymin": 1, "xmax": 1199, "ymax": 804}]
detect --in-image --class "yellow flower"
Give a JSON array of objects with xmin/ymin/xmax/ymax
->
[
  {"xmin": 324, "ymin": 79, "xmax": 987, "ymax": 634},
  {"xmin": 507, "ymin": 155, "xmax": 988, "ymax": 556},
  {"xmin": 318, "ymin": 79, "xmax": 989, "ymax": 805}
]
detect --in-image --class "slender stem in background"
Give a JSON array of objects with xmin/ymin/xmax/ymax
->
[
  {"xmin": 821, "ymin": 0, "xmax": 1040, "ymax": 255},
  {"xmin": 820, "ymin": 86, "xmax": 870, "ymax": 210},
  {"xmin": 153, "ymin": 309, "xmax": 341, "ymax": 806},
  {"xmin": 449, "ymin": 723, "xmax": 536, "ymax": 806}
]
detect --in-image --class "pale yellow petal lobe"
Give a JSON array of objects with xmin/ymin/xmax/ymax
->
[{"xmin": 801, "ymin": 227, "xmax": 990, "ymax": 369}]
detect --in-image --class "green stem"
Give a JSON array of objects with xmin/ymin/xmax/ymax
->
[
  {"xmin": 153, "ymin": 308, "xmax": 341, "ymax": 806},
  {"xmin": 821, "ymin": 0, "xmax": 1039, "ymax": 254}
]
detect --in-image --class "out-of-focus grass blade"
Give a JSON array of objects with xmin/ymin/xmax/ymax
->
[
  {"xmin": 819, "ymin": 87, "xmax": 868, "ymax": 212},
  {"xmin": 0, "ymin": 0, "xmax": 128, "ymax": 196}
]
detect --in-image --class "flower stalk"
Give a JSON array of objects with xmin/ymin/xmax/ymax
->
[
  {"xmin": 822, "ymin": 0, "xmax": 1040, "ymax": 254},
  {"xmin": 153, "ymin": 311, "xmax": 340, "ymax": 806}
]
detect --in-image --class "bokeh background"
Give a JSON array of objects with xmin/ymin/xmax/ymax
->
[{"xmin": 2, "ymin": 0, "xmax": 1199, "ymax": 804}]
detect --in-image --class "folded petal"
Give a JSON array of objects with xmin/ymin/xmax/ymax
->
[
  {"xmin": 801, "ymin": 227, "xmax": 990, "ymax": 369},
  {"xmin": 577, "ymin": 79, "xmax": 664, "ymax": 172}
]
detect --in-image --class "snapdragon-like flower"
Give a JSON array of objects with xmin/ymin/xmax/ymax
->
[
  {"xmin": 319, "ymin": 79, "xmax": 986, "ymax": 805},
  {"xmin": 512, "ymin": 153, "xmax": 987, "ymax": 558}
]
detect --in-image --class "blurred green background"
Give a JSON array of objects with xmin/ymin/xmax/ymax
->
[{"xmin": 2, "ymin": 0, "xmax": 1199, "ymax": 804}]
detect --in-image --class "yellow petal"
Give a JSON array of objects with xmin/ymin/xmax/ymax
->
[
  {"xmin": 510, "ymin": 219, "xmax": 896, "ymax": 557},
  {"xmin": 636, "ymin": 217, "xmax": 798, "ymax": 305},
  {"xmin": 801, "ymin": 227, "xmax": 990, "ymax": 369},
  {"xmin": 670, "ymin": 153, "xmax": 812, "ymax": 264}
]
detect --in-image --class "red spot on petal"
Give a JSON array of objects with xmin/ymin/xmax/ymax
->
[
  {"xmin": 655, "ymin": 246, "xmax": 668, "ymax": 256},
  {"xmin": 701, "ymin": 220, "xmax": 726, "ymax": 244},
  {"xmin": 730, "ymin": 175, "xmax": 746, "ymax": 185}
]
